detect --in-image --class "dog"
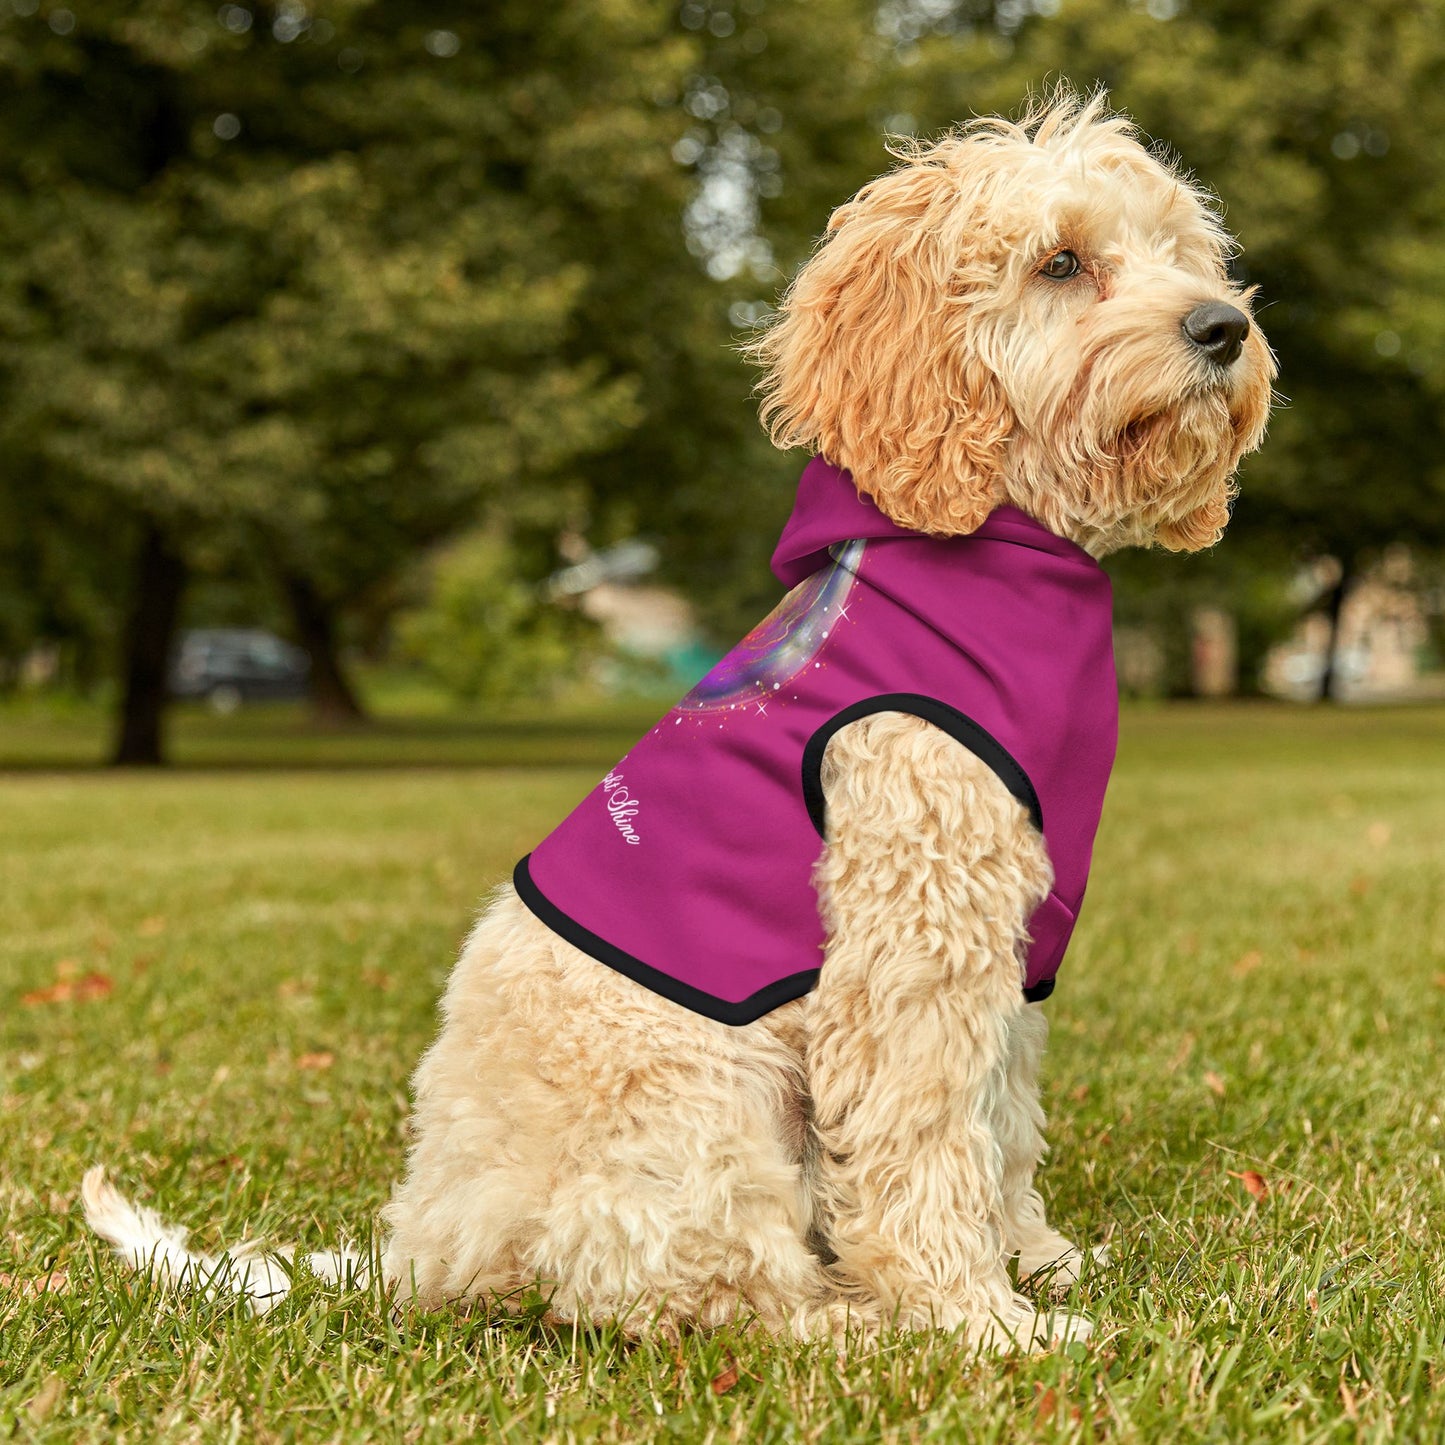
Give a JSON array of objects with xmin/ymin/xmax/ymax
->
[{"xmin": 85, "ymin": 90, "xmax": 1274, "ymax": 1351}]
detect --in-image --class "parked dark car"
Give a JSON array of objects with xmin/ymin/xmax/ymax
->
[{"xmin": 169, "ymin": 629, "xmax": 310, "ymax": 712}]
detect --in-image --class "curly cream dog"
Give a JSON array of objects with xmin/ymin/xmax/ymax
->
[{"xmin": 85, "ymin": 92, "xmax": 1273, "ymax": 1350}]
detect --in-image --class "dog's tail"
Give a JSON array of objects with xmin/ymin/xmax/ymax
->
[{"xmin": 81, "ymin": 1166, "xmax": 368, "ymax": 1315}]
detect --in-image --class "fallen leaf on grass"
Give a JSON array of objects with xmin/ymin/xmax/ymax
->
[
  {"xmin": 138, "ymin": 915, "xmax": 167, "ymax": 937},
  {"xmin": 1070, "ymin": 1084, "xmax": 1090, "ymax": 1103},
  {"xmin": 1033, "ymin": 1386, "xmax": 1086, "ymax": 1427},
  {"xmin": 711, "ymin": 1358, "xmax": 740, "ymax": 1396},
  {"xmin": 0, "ymin": 1268, "xmax": 70, "ymax": 1299},
  {"xmin": 1232, "ymin": 950, "xmax": 1263, "ymax": 977},
  {"xmin": 1433, "ymin": 974, "xmax": 1445, "ymax": 990},
  {"xmin": 1228, "ymin": 1169, "xmax": 1269, "ymax": 1201},
  {"xmin": 21, "ymin": 972, "xmax": 114, "ymax": 1006},
  {"xmin": 1167, "ymin": 1033, "xmax": 1196, "ymax": 1073},
  {"xmin": 1204, "ymin": 1071, "xmax": 1227, "ymax": 1098},
  {"xmin": 1365, "ymin": 822, "xmax": 1391, "ymax": 849},
  {"xmin": 295, "ymin": 1051, "xmax": 334, "ymax": 1071}
]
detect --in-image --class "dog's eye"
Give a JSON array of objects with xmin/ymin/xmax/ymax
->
[{"xmin": 1040, "ymin": 250, "xmax": 1081, "ymax": 280}]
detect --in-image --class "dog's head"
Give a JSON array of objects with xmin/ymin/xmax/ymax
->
[{"xmin": 751, "ymin": 90, "xmax": 1275, "ymax": 554}]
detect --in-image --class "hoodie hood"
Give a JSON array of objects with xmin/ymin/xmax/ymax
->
[{"xmin": 771, "ymin": 456, "xmax": 1099, "ymax": 588}]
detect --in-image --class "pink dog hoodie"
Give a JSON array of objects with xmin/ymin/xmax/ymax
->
[{"xmin": 516, "ymin": 456, "xmax": 1119, "ymax": 1025}]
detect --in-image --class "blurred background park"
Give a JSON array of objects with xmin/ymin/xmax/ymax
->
[
  {"xmin": 5, "ymin": 8, "xmax": 1445, "ymax": 1437},
  {"xmin": 2, "ymin": 0, "xmax": 1445, "ymax": 767}
]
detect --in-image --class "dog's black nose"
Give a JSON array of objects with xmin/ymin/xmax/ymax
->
[{"xmin": 1182, "ymin": 302, "xmax": 1250, "ymax": 367}]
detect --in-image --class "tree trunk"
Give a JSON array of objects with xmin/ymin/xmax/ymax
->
[
  {"xmin": 1317, "ymin": 555, "xmax": 1355, "ymax": 703},
  {"xmin": 281, "ymin": 571, "xmax": 367, "ymax": 725},
  {"xmin": 112, "ymin": 524, "xmax": 187, "ymax": 766}
]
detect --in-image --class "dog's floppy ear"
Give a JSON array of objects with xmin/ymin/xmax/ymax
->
[{"xmin": 750, "ymin": 151, "xmax": 1012, "ymax": 535}]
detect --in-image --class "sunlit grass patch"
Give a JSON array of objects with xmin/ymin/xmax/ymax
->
[{"xmin": 2, "ymin": 704, "xmax": 1443, "ymax": 1441}]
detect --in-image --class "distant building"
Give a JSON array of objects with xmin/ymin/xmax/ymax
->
[
  {"xmin": 1263, "ymin": 548, "xmax": 1441, "ymax": 701},
  {"xmin": 547, "ymin": 540, "xmax": 716, "ymax": 689}
]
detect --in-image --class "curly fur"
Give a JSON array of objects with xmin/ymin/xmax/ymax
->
[
  {"xmin": 85, "ymin": 88, "xmax": 1272, "ymax": 1353},
  {"xmin": 375, "ymin": 717, "xmax": 1087, "ymax": 1349}
]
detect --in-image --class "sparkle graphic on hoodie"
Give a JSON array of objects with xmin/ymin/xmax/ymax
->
[{"xmin": 676, "ymin": 539, "xmax": 865, "ymax": 715}]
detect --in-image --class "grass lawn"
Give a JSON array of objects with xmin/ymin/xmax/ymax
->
[{"xmin": 2, "ymin": 701, "xmax": 1443, "ymax": 1442}]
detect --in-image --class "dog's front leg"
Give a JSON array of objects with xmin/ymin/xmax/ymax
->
[
  {"xmin": 994, "ymin": 1006, "xmax": 1100, "ymax": 1289},
  {"xmin": 806, "ymin": 713, "xmax": 1089, "ymax": 1350}
]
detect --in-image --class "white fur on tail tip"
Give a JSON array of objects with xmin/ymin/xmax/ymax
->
[{"xmin": 81, "ymin": 1165, "xmax": 367, "ymax": 1315}]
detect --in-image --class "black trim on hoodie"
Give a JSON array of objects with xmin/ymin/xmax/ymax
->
[
  {"xmin": 800, "ymin": 692, "xmax": 1045, "ymax": 837},
  {"xmin": 513, "ymin": 855, "xmax": 821, "ymax": 1027},
  {"xmin": 514, "ymin": 696, "xmax": 1052, "ymax": 1024}
]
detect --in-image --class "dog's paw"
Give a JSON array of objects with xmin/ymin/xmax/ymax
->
[
  {"xmin": 1018, "ymin": 1240, "xmax": 1110, "ymax": 1293},
  {"xmin": 973, "ymin": 1295, "xmax": 1093, "ymax": 1353}
]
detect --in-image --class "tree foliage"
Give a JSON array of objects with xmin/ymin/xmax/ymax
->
[
  {"xmin": 2, "ymin": 0, "xmax": 1442, "ymax": 734},
  {"xmin": 396, "ymin": 531, "xmax": 600, "ymax": 706},
  {"xmin": 0, "ymin": 1, "xmax": 707, "ymax": 751}
]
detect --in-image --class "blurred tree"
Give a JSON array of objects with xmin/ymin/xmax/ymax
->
[
  {"xmin": 0, "ymin": 0, "xmax": 910, "ymax": 753},
  {"xmin": 0, "ymin": 451, "xmax": 129, "ymax": 694},
  {"xmin": 10, "ymin": 0, "xmax": 1441, "ymax": 740},
  {"xmin": 0, "ymin": 0, "xmax": 697, "ymax": 758},
  {"xmin": 1107, "ymin": 539, "xmax": 1301, "ymax": 696},
  {"xmin": 573, "ymin": 0, "xmax": 891, "ymax": 638},
  {"xmin": 395, "ymin": 530, "xmax": 600, "ymax": 705}
]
